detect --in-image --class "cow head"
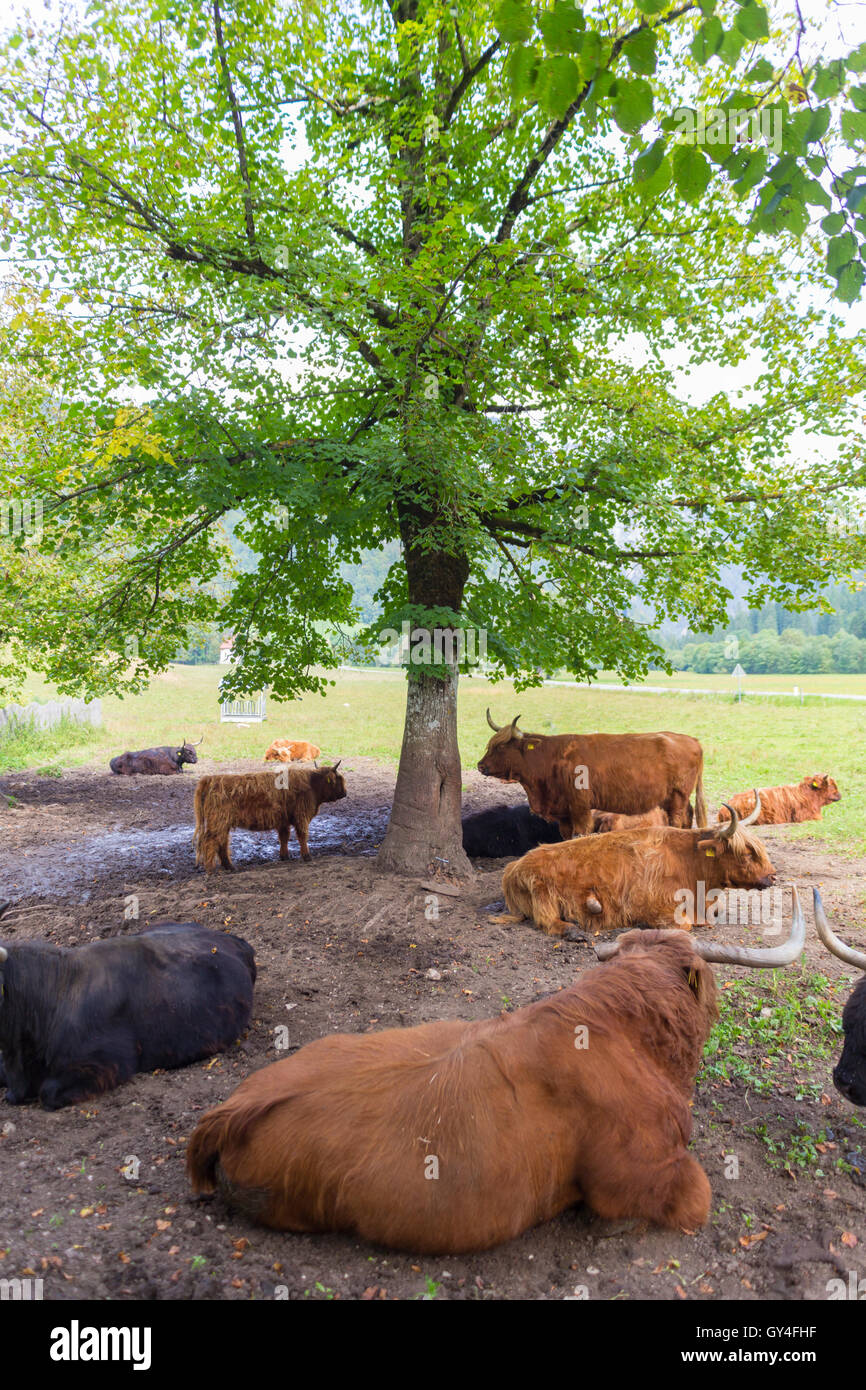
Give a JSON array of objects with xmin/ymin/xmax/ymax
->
[
  {"xmin": 178, "ymin": 734, "xmax": 203, "ymax": 767},
  {"xmin": 478, "ymin": 711, "xmax": 532, "ymax": 780},
  {"xmin": 697, "ymin": 796, "xmax": 776, "ymax": 889},
  {"xmin": 602, "ymin": 928, "xmax": 719, "ymax": 1022},
  {"xmin": 804, "ymin": 773, "xmax": 841, "ymax": 805},
  {"xmin": 814, "ymin": 889, "xmax": 866, "ymax": 1107},
  {"xmin": 311, "ymin": 762, "xmax": 347, "ymax": 803}
]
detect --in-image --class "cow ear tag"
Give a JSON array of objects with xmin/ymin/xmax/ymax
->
[
  {"xmin": 687, "ymin": 967, "xmax": 698, "ymax": 993},
  {"xmin": 705, "ymin": 848, "xmax": 715, "ymax": 858},
  {"xmin": 526, "ymin": 742, "xmax": 535, "ymax": 750},
  {"xmin": 811, "ymin": 780, "xmax": 820, "ymax": 788}
]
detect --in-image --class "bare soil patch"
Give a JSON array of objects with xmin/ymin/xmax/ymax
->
[{"xmin": 0, "ymin": 758, "xmax": 863, "ymax": 1301}]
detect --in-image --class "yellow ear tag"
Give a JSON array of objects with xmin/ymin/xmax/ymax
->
[
  {"xmin": 526, "ymin": 742, "xmax": 535, "ymax": 750},
  {"xmin": 688, "ymin": 968, "xmax": 698, "ymax": 991},
  {"xmin": 705, "ymin": 848, "xmax": 715, "ymax": 857},
  {"xmin": 811, "ymin": 780, "xmax": 820, "ymax": 788}
]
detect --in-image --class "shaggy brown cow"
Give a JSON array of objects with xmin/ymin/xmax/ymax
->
[
  {"xmin": 716, "ymin": 775, "xmax": 841, "ymax": 826},
  {"xmin": 501, "ymin": 796, "xmax": 771, "ymax": 936},
  {"xmin": 478, "ymin": 711, "xmax": 706, "ymax": 837},
  {"xmin": 591, "ymin": 807, "xmax": 670, "ymax": 834},
  {"xmin": 186, "ymin": 896, "xmax": 805, "ymax": 1254},
  {"xmin": 263, "ymin": 739, "xmax": 321, "ymax": 763},
  {"xmin": 193, "ymin": 764, "xmax": 346, "ymax": 870}
]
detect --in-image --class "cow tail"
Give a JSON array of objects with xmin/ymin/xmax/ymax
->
[{"xmin": 694, "ymin": 767, "xmax": 708, "ymax": 829}]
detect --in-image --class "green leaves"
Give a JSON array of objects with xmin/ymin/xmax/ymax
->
[
  {"xmin": 623, "ymin": 27, "xmax": 657, "ymax": 77},
  {"xmin": 493, "ymin": 0, "xmax": 534, "ymax": 43},
  {"xmin": 672, "ymin": 143, "xmax": 711, "ymax": 202},
  {"xmin": 536, "ymin": 54, "xmax": 580, "ymax": 119},
  {"xmin": 734, "ymin": 1, "xmax": 770, "ymax": 41},
  {"xmin": 538, "ymin": 1, "xmax": 584, "ymax": 53},
  {"xmin": 690, "ymin": 16, "xmax": 723, "ymax": 64},
  {"xmin": 610, "ymin": 77, "xmax": 654, "ymax": 134}
]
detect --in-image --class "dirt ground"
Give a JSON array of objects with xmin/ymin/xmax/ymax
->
[{"xmin": 0, "ymin": 755, "xmax": 864, "ymax": 1302}]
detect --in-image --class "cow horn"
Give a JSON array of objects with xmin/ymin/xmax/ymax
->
[
  {"xmin": 814, "ymin": 888, "xmax": 866, "ymax": 971},
  {"xmin": 716, "ymin": 802, "xmax": 739, "ymax": 840},
  {"xmin": 510, "ymin": 714, "xmax": 522, "ymax": 735},
  {"xmin": 693, "ymin": 885, "xmax": 807, "ymax": 968},
  {"xmin": 193, "ymin": 732, "xmax": 204, "ymax": 746},
  {"xmin": 0, "ymin": 945, "xmax": 7, "ymax": 962},
  {"xmin": 739, "ymin": 789, "xmax": 761, "ymax": 827},
  {"xmin": 486, "ymin": 708, "xmax": 502, "ymax": 731},
  {"xmin": 332, "ymin": 760, "xmax": 341, "ymax": 771}
]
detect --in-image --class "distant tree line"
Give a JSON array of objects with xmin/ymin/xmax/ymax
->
[{"xmin": 662, "ymin": 583, "xmax": 866, "ymax": 675}]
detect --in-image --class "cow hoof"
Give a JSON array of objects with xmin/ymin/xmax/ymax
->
[
  {"xmin": 301, "ymin": 854, "xmax": 312, "ymax": 863},
  {"xmin": 564, "ymin": 928, "xmax": 590, "ymax": 944}
]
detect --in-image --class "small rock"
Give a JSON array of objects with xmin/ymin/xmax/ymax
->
[{"xmin": 425, "ymin": 969, "xmax": 442, "ymax": 981}]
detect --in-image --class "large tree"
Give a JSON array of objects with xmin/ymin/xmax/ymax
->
[{"xmin": 1, "ymin": 0, "xmax": 866, "ymax": 872}]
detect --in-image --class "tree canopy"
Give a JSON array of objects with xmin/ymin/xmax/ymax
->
[{"xmin": 1, "ymin": 0, "xmax": 865, "ymax": 867}]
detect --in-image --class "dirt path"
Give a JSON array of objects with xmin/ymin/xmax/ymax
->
[{"xmin": 0, "ymin": 758, "xmax": 863, "ymax": 1301}]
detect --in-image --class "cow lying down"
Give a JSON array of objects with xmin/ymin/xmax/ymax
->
[
  {"xmin": 0, "ymin": 922, "xmax": 255, "ymax": 1110},
  {"xmin": 187, "ymin": 895, "xmax": 805, "ymax": 1254},
  {"xmin": 501, "ymin": 795, "xmax": 770, "ymax": 936}
]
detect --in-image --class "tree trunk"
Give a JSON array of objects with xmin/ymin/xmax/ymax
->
[
  {"xmin": 378, "ymin": 504, "xmax": 473, "ymax": 877},
  {"xmin": 377, "ymin": 662, "xmax": 472, "ymax": 876}
]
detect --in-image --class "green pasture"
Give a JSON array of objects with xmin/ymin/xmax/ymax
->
[{"xmin": 3, "ymin": 664, "xmax": 864, "ymax": 851}]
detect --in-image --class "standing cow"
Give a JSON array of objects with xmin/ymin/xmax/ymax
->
[
  {"xmin": 478, "ymin": 712, "xmax": 706, "ymax": 837},
  {"xmin": 193, "ymin": 764, "xmax": 347, "ymax": 870},
  {"xmin": 814, "ymin": 889, "xmax": 866, "ymax": 1106},
  {"xmin": 110, "ymin": 736, "xmax": 202, "ymax": 775},
  {"xmin": 186, "ymin": 895, "xmax": 804, "ymax": 1254},
  {"xmin": 0, "ymin": 922, "xmax": 255, "ymax": 1110},
  {"xmin": 717, "ymin": 775, "xmax": 841, "ymax": 825},
  {"xmin": 501, "ymin": 796, "xmax": 769, "ymax": 936}
]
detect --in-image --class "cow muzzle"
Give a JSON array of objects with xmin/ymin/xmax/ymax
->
[{"xmin": 833, "ymin": 1064, "xmax": 866, "ymax": 1107}]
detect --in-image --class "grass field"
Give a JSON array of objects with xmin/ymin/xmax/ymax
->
[{"xmin": 4, "ymin": 663, "xmax": 864, "ymax": 850}]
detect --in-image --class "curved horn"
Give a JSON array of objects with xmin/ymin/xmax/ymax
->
[
  {"xmin": 332, "ymin": 760, "xmax": 341, "ymax": 771},
  {"xmin": 739, "ymin": 789, "xmax": 761, "ymax": 827},
  {"xmin": 193, "ymin": 732, "xmax": 205, "ymax": 746},
  {"xmin": 594, "ymin": 886, "xmax": 807, "ymax": 968},
  {"xmin": 814, "ymin": 888, "xmax": 866, "ymax": 971},
  {"xmin": 693, "ymin": 885, "xmax": 807, "ymax": 968},
  {"xmin": 486, "ymin": 708, "xmax": 502, "ymax": 732},
  {"xmin": 0, "ymin": 945, "xmax": 6, "ymax": 963},
  {"xmin": 510, "ymin": 714, "xmax": 522, "ymax": 733},
  {"xmin": 716, "ymin": 802, "xmax": 739, "ymax": 840}
]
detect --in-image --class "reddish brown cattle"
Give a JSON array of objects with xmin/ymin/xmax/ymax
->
[
  {"xmin": 263, "ymin": 738, "xmax": 321, "ymax": 763},
  {"xmin": 591, "ymin": 807, "xmax": 670, "ymax": 834},
  {"xmin": 716, "ymin": 775, "xmax": 841, "ymax": 826},
  {"xmin": 193, "ymin": 765, "xmax": 346, "ymax": 870},
  {"xmin": 501, "ymin": 796, "xmax": 771, "ymax": 936},
  {"xmin": 186, "ymin": 898, "xmax": 805, "ymax": 1254},
  {"xmin": 477, "ymin": 712, "xmax": 706, "ymax": 837}
]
